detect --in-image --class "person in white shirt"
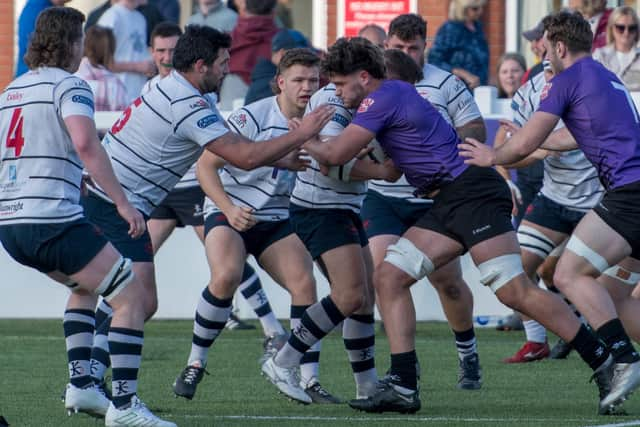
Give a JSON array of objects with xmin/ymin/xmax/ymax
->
[
  {"xmin": 0, "ymin": 8, "xmax": 175, "ymax": 426},
  {"xmin": 98, "ymin": 0, "xmax": 155, "ymax": 102}
]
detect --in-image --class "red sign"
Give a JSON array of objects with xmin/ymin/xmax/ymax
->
[{"xmin": 342, "ymin": 0, "xmax": 414, "ymax": 37}]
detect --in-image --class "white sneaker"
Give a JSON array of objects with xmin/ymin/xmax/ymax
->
[
  {"xmin": 261, "ymin": 356, "xmax": 311, "ymax": 404},
  {"xmin": 64, "ymin": 383, "xmax": 110, "ymax": 418},
  {"xmin": 105, "ymin": 396, "xmax": 176, "ymax": 427}
]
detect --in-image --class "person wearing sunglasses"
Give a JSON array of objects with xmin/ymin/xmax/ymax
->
[
  {"xmin": 593, "ymin": 6, "xmax": 640, "ymax": 91},
  {"xmin": 427, "ymin": 0, "xmax": 488, "ymax": 90}
]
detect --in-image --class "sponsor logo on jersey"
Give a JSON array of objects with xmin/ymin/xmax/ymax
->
[
  {"xmin": 8, "ymin": 165, "xmax": 17, "ymax": 182},
  {"xmin": 230, "ymin": 113, "xmax": 248, "ymax": 128},
  {"xmin": 417, "ymin": 89, "xmax": 429, "ymax": 98},
  {"xmin": 197, "ymin": 114, "xmax": 219, "ymax": 128},
  {"xmin": 357, "ymin": 97, "xmax": 375, "ymax": 113},
  {"xmin": 72, "ymin": 94, "xmax": 94, "ymax": 110},
  {"xmin": 327, "ymin": 96, "xmax": 344, "ymax": 105},
  {"xmin": 189, "ymin": 99, "xmax": 209, "ymax": 109},
  {"xmin": 331, "ymin": 113, "xmax": 350, "ymax": 128},
  {"xmin": 540, "ymin": 83, "xmax": 552, "ymax": 101},
  {"xmin": 0, "ymin": 201, "xmax": 24, "ymax": 216},
  {"xmin": 6, "ymin": 92, "xmax": 22, "ymax": 101}
]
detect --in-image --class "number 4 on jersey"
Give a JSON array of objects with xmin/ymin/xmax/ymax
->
[{"xmin": 6, "ymin": 108, "xmax": 25, "ymax": 156}]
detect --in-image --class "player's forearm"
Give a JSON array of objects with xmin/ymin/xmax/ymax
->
[
  {"xmin": 540, "ymin": 127, "xmax": 578, "ymax": 151},
  {"xmin": 349, "ymin": 159, "xmax": 398, "ymax": 181},
  {"xmin": 78, "ymin": 144, "xmax": 129, "ymax": 207},
  {"xmin": 196, "ymin": 156, "xmax": 234, "ymax": 213}
]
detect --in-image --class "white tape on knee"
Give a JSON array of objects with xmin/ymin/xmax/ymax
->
[
  {"xmin": 384, "ymin": 237, "xmax": 434, "ymax": 280},
  {"xmin": 603, "ymin": 265, "xmax": 640, "ymax": 286},
  {"xmin": 565, "ymin": 236, "xmax": 609, "ymax": 273},
  {"xmin": 95, "ymin": 256, "xmax": 134, "ymax": 302},
  {"xmin": 477, "ymin": 254, "xmax": 524, "ymax": 293},
  {"xmin": 517, "ymin": 225, "xmax": 555, "ymax": 259}
]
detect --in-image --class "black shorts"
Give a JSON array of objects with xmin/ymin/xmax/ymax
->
[
  {"xmin": 149, "ymin": 186, "xmax": 205, "ymax": 227},
  {"xmin": 204, "ymin": 213, "xmax": 293, "ymax": 259},
  {"xmin": 289, "ymin": 203, "xmax": 368, "ymax": 259},
  {"xmin": 81, "ymin": 192, "xmax": 154, "ymax": 262},
  {"xmin": 0, "ymin": 218, "xmax": 107, "ymax": 275},
  {"xmin": 594, "ymin": 180, "xmax": 640, "ymax": 259},
  {"xmin": 414, "ymin": 166, "xmax": 514, "ymax": 250},
  {"xmin": 523, "ymin": 193, "xmax": 586, "ymax": 235},
  {"xmin": 361, "ymin": 189, "xmax": 431, "ymax": 238}
]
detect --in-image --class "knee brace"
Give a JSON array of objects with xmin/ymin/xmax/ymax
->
[
  {"xmin": 384, "ymin": 237, "xmax": 434, "ymax": 280},
  {"xmin": 517, "ymin": 225, "xmax": 556, "ymax": 259},
  {"xmin": 565, "ymin": 235, "xmax": 609, "ymax": 273},
  {"xmin": 603, "ymin": 265, "xmax": 640, "ymax": 286},
  {"xmin": 95, "ymin": 256, "xmax": 134, "ymax": 302},
  {"xmin": 477, "ymin": 254, "xmax": 524, "ymax": 293}
]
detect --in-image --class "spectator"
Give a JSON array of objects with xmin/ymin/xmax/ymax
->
[
  {"xmin": 188, "ymin": 0, "xmax": 238, "ymax": 33},
  {"xmin": 593, "ymin": 6, "xmax": 640, "ymax": 91},
  {"xmin": 496, "ymin": 52, "xmax": 526, "ymax": 98},
  {"xmin": 275, "ymin": 0, "xmax": 293, "ymax": 29},
  {"xmin": 15, "ymin": 0, "xmax": 71, "ymax": 77},
  {"xmin": 521, "ymin": 19, "xmax": 546, "ymax": 83},
  {"xmin": 141, "ymin": 22, "xmax": 183, "ymax": 93},
  {"xmin": 245, "ymin": 29, "xmax": 309, "ymax": 105},
  {"xmin": 149, "ymin": 0, "xmax": 180, "ymax": 24},
  {"xmin": 578, "ymin": 0, "xmax": 612, "ymax": 52},
  {"xmin": 75, "ymin": 26, "xmax": 129, "ymax": 111},
  {"xmin": 358, "ymin": 24, "xmax": 387, "ymax": 49},
  {"xmin": 98, "ymin": 0, "xmax": 155, "ymax": 103},
  {"xmin": 86, "ymin": 0, "xmax": 165, "ymax": 46},
  {"xmin": 428, "ymin": 0, "xmax": 489, "ymax": 89},
  {"xmin": 220, "ymin": 0, "xmax": 279, "ymax": 109}
]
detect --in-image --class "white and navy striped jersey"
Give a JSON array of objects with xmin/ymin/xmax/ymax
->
[
  {"xmin": 203, "ymin": 96, "xmax": 293, "ymax": 222},
  {"xmin": 0, "ymin": 67, "xmax": 95, "ymax": 225},
  {"xmin": 91, "ymin": 70, "xmax": 228, "ymax": 215},
  {"xmin": 290, "ymin": 84, "xmax": 367, "ymax": 212},
  {"xmin": 140, "ymin": 74, "xmax": 198, "ymax": 190},
  {"xmin": 368, "ymin": 64, "xmax": 482, "ymax": 202},
  {"xmin": 512, "ymin": 72, "xmax": 603, "ymax": 211}
]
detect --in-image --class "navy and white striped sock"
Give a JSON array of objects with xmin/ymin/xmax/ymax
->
[
  {"xmin": 188, "ymin": 287, "xmax": 232, "ymax": 366},
  {"xmin": 239, "ymin": 263, "xmax": 284, "ymax": 337},
  {"xmin": 90, "ymin": 300, "xmax": 112, "ymax": 383},
  {"xmin": 291, "ymin": 305, "xmax": 320, "ymax": 386},
  {"xmin": 63, "ymin": 309, "xmax": 95, "ymax": 388},
  {"xmin": 109, "ymin": 327, "xmax": 143, "ymax": 409},
  {"xmin": 275, "ymin": 296, "xmax": 345, "ymax": 368},
  {"xmin": 454, "ymin": 327, "xmax": 477, "ymax": 360},
  {"xmin": 343, "ymin": 314, "xmax": 377, "ymax": 395}
]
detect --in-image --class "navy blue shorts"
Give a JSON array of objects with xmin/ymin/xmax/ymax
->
[
  {"xmin": 81, "ymin": 192, "xmax": 153, "ymax": 262},
  {"xmin": 361, "ymin": 189, "xmax": 432, "ymax": 238},
  {"xmin": 289, "ymin": 203, "xmax": 368, "ymax": 260},
  {"xmin": 594, "ymin": 181, "xmax": 640, "ymax": 260},
  {"xmin": 523, "ymin": 193, "xmax": 586, "ymax": 235},
  {"xmin": 0, "ymin": 218, "xmax": 107, "ymax": 275},
  {"xmin": 204, "ymin": 213, "xmax": 293, "ymax": 259},
  {"xmin": 414, "ymin": 166, "xmax": 514, "ymax": 250},
  {"xmin": 150, "ymin": 186, "xmax": 205, "ymax": 227}
]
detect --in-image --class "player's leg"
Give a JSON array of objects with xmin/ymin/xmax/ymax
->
[
  {"xmin": 257, "ymin": 229, "xmax": 340, "ymax": 403},
  {"xmin": 553, "ymin": 210, "xmax": 640, "ymax": 411},
  {"xmin": 599, "ymin": 257, "xmax": 640, "ymax": 343},
  {"xmin": 147, "ymin": 218, "xmax": 177, "ymax": 254},
  {"xmin": 173, "ymin": 223, "xmax": 246, "ymax": 400}
]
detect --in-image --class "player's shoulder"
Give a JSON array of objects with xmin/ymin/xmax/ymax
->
[
  {"xmin": 228, "ymin": 96, "xmax": 276, "ymax": 132},
  {"xmin": 419, "ymin": 63, "xmax": 458, "ymax": 89},
  {"xmin": 310, "ymin": 83, "xmax": 344, "ymax": 108}
]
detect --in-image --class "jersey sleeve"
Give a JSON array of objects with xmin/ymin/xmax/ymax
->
[
  {"xmin": 537, "ymin": 73, "xmax": 570, "ymax": 118},
  {"xmin": 172, "ymin": 96, "xmax": 229, "ymax": 147},
  {"xmin": 227, "ymin": 107, "xmax": 259, "ymax": 140},
  {"xmin": 445, "ymin": 75, "xmax": 481, "ymax": 127},
  {"xmin": 510, "ymin": 86, "xmax": 528, "ymax": 127},
  {"xmin": 307, "ymin": 93, "xmax": 353, "ymax": 137},
  {"xmin": 350, "ymin": 92, "xmax": 390, "ymax": 135},
  {"xmin": 55, "ymin": 76, "xmax": 95, "ymax": 120}
]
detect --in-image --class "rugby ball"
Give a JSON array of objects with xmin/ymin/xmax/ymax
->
[{"xmin": 367, "ymin": 138, "xmax": 388, "ymax": 164}]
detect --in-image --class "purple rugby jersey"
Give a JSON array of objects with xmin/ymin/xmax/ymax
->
[
  {"xmin": 351, "ymin": 79, "xmax": 467, "ymax": 195},
  {"xmin": 538, "ymin": 57, "xmax": 640, "ymax": 190}
]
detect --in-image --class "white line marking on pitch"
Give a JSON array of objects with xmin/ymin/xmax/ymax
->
[
  {"xmin": 179, "ymin": 414, "xmax": 598, "ymax": 423},
  {"xmin": 583, "ymin": 420, "xmax": 640, "ymax": 427}
]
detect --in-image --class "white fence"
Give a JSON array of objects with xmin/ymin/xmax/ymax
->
[{"xmin": 3, "ymin": 87, "xmax": 638, "ymax": 320}]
